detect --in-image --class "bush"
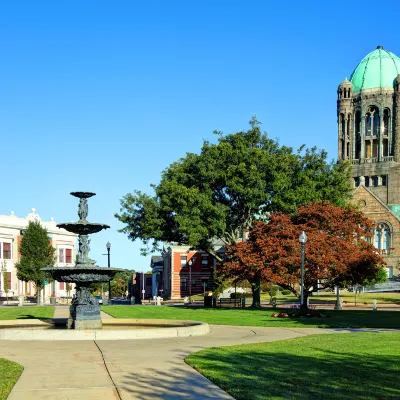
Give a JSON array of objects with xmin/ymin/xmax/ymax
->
[
  {"xmin": 230, "ymin": 292, "xmax": 242, "ymax": 299},
  {"xmin": 281, "ymin": 289, "xmax": 291, "ymax": 295}
]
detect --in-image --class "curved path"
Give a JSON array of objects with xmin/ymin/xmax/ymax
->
[{"xmin": 0, "ymin": 323, "xmax": 381, "ymax": 400}]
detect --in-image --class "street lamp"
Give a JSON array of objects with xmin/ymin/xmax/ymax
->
[
  {"xmin": 298, "ymin": 231, "xmax": 307, "ymax": 310},
  {"xmin": 188, "ymin": 256, "xmax": 196, "ymax": 303},
  {"xmin": 106, "ymin": 241, "xmax": 111, "ymax": 303}
]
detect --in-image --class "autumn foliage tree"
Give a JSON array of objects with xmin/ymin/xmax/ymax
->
[{"xmin": 220, "ymin": 201, "xmax": 386, "ymax": 308}]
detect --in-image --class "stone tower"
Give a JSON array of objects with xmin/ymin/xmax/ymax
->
[
  {"xmin": 338, "ymin": 46, "xmax": 400, "ymax": 208},
  {"xmin": 339, "ymin": 46, "xmax": 400, "ymax": 279}
]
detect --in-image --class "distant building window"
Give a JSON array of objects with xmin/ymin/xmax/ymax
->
[
  {"xmin": 180, "ymin": 279, "xmax": 187, "ymax": 291},
  {"xmin": 354, "ymin": 177, "xmax": 360, "ymax": 187},
  {"xmin": 2, "ymin": 243, "xmax": 11, "ymax": 259},
  {"xmin": 365, "ymin": 177, "xmax": 370, "ymax": 187},
  {"xmin": 6, "ymin": 272, "xmax": 11, "ymax": 289},
  {"xmin": 59, "ymin": 249, "xmax": 65, "ymax": 263},
  {"xmin": 180, "ymin": 255, "xmax": 187, "ymax": 268},
  {"xmin": 386, "ymin": 267, "xmax": 393, "ymax": 279},
  {"xmin": 382, "ymin": 175, "xmax": 387, "ymax": 186},
  {"xmin": 202, "ymin": 256, "xmax": 208, "ymax": 268},
  {"xmin": 65, "ymin": 249, "xmax": 72, "ymax": 264},
  {"xmin": 372, "ymin": 176, "xmax": 378, "ymax": 187}
]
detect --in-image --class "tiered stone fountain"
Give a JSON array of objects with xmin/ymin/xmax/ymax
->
[{"xmin": 44, "ymin": 192, "xmax": 121, "ymax": 329}]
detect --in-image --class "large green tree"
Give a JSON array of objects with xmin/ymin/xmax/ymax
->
[
  {"xmin": 15, "ymin": 221, "xmax": 56, "ymax": 304},
  {"xmin": 115, "ymin": 119, "xmax": 352, "ymax": 291}
]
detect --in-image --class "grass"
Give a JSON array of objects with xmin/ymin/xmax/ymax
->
[
  {"xmin": 0, "ymin": 306, "xmax": 54, "ymax": 320},
  {"xmin": 102, "ymin": 305, "xmax": 400, "ymax": 328},
  {"xmin": 261, "ymin": 292, "xmax": 400, "ymax": 304},
  {"xmin": 0, "ymin": 358, "xmax": 23, "ymax": 400},
  {"xmin": 186, "ymin": 332, "xmax": 400, "ymax": 400}
]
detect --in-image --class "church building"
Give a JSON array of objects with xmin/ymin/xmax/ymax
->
[{"xmin": 338, "ymin": 45, "xmax": 400, "ymax": 279}]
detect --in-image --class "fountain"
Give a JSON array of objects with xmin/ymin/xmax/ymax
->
[
  {"xmin": 0, "ymin": 191, "xmax": 210, "ymax": 340},
  {"xmin": 43, "ymin": 192, "xmax": 121, "ymax": 329}
]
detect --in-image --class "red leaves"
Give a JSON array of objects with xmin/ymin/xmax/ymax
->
[{"xmin": 222, "ymin": 201, "xmax": 384, "ymax": 293}]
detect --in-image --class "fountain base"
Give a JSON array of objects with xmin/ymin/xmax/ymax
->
[{"xmin": 68, "ymin": 304, "xmax": 102, "ymax": 329}]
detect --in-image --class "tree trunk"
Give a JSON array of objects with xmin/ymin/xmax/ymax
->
[
  {"xmin": 36, "ymin": 281, "xmax": 40, "ymax": 305},
  {"xmin": 300, "ymin": 292, "xmax": 309, "ymax": 313},
  {"xmin": 251, "ymin": 280, "xmax": 261, "ymax": 307}
]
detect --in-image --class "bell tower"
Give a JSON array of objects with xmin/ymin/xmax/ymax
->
[{"xmin": 338, "ymin": 46, "xmax": 400, "ymax": 206}]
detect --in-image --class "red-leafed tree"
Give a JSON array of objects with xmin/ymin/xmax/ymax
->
[{"xmin": 220, "ymin": 201, "xmax": 386, "ymax": 308}]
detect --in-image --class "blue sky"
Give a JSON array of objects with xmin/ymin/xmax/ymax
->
[{"xmin": 1, "ymin": 0, "xmax": 399, "ymax": 271}]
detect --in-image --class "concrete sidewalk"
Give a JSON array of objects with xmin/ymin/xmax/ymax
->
[{"xmin": 0, "ymin": 325, "xmax": 354, "ymax": 400}]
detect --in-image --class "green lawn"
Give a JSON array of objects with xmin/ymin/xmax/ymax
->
[
  {"xmin": 0, "ymin": 306, "xmax": 54, "ymax": 320},
  {"xmin": 102, "ymin": 305, "xmax": 400, "ymax": 328},
  {"xmin": 0, "ymin": 358, "xmax": 23, "ymax": 400},
  {"xmin": 261, "ymin": 292, "xmax": 400, "ymax": 304},
  {"xmin": 186, "ymin": 332, "xmax": 400, "ymax": 400}
]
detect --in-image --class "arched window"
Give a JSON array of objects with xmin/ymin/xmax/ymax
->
[
  {"xmin": 374, "ymin": 223, "xmax": 391, "ymax": 252},
  {"xmin": 383, "ymin": 109, "xmax": 390, "ymax": 135},
  {"xmin": 347, "ymin": 114, "xmax": 351, "ymax": 139},
  {"xmin": 341, "ymin": 113, "xmax": 345, "ymax": 137},
  {"xmin": 373, "ymin": 112, "xmax": 380, "ymax": 136},
  {"xmin": 365, "ymin": 113, "xmax": 372, "ymax": 136},
  {"xmin": 355, "ymin": 110, "xmax": 361, "ymax": 159}
]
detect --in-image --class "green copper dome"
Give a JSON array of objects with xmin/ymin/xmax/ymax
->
[{"xmin": 350, "ymin": 46, "xmax": 400, "ymax": 92}]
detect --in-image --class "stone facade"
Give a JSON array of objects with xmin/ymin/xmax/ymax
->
[
  {"xmin": 338, "ymin": 46, "xmax": 400, "ymax": 279},
  {"xmin": 0, "ymin": 208, "xmax": 77, "ymax": 300}
]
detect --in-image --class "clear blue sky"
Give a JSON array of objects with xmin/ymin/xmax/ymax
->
[{"xmin": 1, "ymin": 0, "xmax": 398, "ymax": 271}]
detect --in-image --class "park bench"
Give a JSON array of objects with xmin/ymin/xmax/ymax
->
[{"xmin": 218, "ymin": 297, "xmax": 243, "ymax": 308}]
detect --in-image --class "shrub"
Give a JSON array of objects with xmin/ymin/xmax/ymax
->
[
  {"xmin": 230, "ymin": 292, "xmax": 242, "ymax": 299},
  {"xmin": 281, "ymin": 289, "xmax": 291, "ymax": 295}
]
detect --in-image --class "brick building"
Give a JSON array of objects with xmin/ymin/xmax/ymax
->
[
  {"xmin": 161, "ymin": 244, "xmax": 222, "ymax": 300},
  {"xmin": 338, "ymin": 45, "xmax": 400, "ymax": 278}
]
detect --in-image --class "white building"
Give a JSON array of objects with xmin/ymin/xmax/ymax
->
[{"xmin": 0, "ymin": 208, "xmax": 77, "ymax": 300}]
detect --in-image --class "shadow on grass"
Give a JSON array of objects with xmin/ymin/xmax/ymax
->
[{"xmin": 185, "ymin": 334, "xmax": 400, "ymax": 400}]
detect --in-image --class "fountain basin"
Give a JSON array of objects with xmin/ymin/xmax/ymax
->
[
  {"xmin": 43, "ymin": 267, "xmax": 122, "ymax": 283},
  {"xmin": 0, "ymin": 319, "xmax": 210, "ymax": 340}
]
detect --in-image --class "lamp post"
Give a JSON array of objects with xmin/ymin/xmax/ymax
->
[
  {"xmin": 188, "ymin": 257, "xmax": 196, "ymax": 303},
  {"xmin": 106, "ymin": 241, "xmax": 111, "ymax": 302},
  {"xmin": 298, "ymin": 231, "xmax": 307, "ymax": 310}
]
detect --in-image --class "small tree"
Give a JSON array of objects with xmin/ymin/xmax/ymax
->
[
  {"xmin": 15, "ymin": 221, "xmax": 56, "ymax": 305},
  {"xmin": 1, "ymin": 261, "xmax": 9, "ymax": 304}
]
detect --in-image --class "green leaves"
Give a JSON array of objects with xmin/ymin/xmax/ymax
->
[
  {"xmin": 15, "ymin": 221, "xmax": 56, "ymax": 288},
  {"xmin": 115, "ymin": 119, "xmax": 352, "ymax": 256}
]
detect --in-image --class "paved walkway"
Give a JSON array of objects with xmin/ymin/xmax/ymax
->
[{"xmin": 0, "ymin": 321, "xmax": 375, "ymax": 400}]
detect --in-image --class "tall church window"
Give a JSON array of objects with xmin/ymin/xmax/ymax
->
[
  {"xmin": 365, "ymin": 141, "xmax": 371, "ymax": 158},
  {"xmin": 373, "ymin": 112, "xmax": 380, "ymax": 135},
  {"xmin": 383, "ymin": 109, "xmax": 390, "ymax": 135},
  {"xmin": 355, "ymin": 110, "xmax": 361, "ymax": 159},
  {"xmin": 365, "ymin": 113, "xmax": 372, "ymax": 136},
  {"xmin": 372, "ymin": 139, "xmax": 378, "ymax": 158},
  {"xmin": 383, "ymin": 139, "xmax": 389, "ymax": 157},
  {"xmin": 374, "ymin": 223, "xmax": 391, "ymax": 253},
  {"xmin": 340, "ymin": 114, "xmax": 345, "ymax": 137}
]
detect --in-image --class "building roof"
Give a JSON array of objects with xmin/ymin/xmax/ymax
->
[
  {"xmin": 0, "ymin": 208, "xmax": 77, "ymax": 237},
  {"xmin": 350, "ymin": 46, "xmax": 400, "ymax": 92}
]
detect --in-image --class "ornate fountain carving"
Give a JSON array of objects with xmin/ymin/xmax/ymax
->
[{"xmin": 43, "ymin": 192, "xmax": 121, "ymax": 330}]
